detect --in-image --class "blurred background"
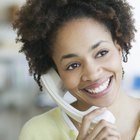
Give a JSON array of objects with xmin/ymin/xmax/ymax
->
[{"xmin": 0, "ymin": 0, "xmax": 140, "ymax": 140}]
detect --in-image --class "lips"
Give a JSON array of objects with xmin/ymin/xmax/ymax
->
[{"xmin": 82, "ymin": 76, "xmax": 112, "ymax": 97}]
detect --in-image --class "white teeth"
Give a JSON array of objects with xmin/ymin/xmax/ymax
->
[{"xmin": 86, "ymin": 79, "xmax": 110, "ymax": 94}]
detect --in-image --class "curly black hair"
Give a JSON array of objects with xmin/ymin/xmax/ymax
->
[{"xmin": 13, "ymin": 0, "xmax": 136, "ymax": 91}]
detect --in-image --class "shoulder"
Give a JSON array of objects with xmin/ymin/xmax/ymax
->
[
  {"xmin": 25, "ymin": 107, "xmax": 61, "ymax": 127},
  {"xmin": 129, "ymin": 95, "xmax": 140, "ymax": 120},
  {"xmin": 18, "ymin": 107, "xmax": 63, "ymax": 140}
]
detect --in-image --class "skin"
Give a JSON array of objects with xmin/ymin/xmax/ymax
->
[
  {"xmin": 52, "ymin": 18, "xmax": 140, "ymax": 140},
  {"xmin": 53, "ymin": 18, "xmax": 122, "ymax": 109}
]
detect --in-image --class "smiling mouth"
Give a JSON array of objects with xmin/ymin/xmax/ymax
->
[{"xmin": 83, "ymin": 77, "xmax": 112, "ymax": 94}]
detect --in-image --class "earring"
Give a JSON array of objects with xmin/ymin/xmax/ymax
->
[
  {"xmin": 122, "ymin": 67, "xmax": 125, "ymax": 79},
  {"xmin": 122, "ymin": 51, "xmax": 128, "ymax": 63}
]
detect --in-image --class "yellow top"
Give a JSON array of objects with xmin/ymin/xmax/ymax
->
[
  {"xmin": 19, "ymin": 107, "xmax": 140, "ymax": 140},
  {"xmin": 19, "ymin": 107, "xmax": 78, "ymax": 140},
  {"xmin": 135, "ymin": 127, "xmax": 140, "ymax": 140}
]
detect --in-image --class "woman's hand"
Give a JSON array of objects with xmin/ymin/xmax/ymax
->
[{"xmin": 77, "ymin": 108, "xmax": 121, "ymax": 140}]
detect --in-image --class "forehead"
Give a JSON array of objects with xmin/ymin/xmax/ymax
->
[
  {"xmin": 52, "ymin": 18, "xmax": 112, "ymax": 55},
  {"xmin": 55, "ymin": 18, "xmax": 110, "ymax": 42}
]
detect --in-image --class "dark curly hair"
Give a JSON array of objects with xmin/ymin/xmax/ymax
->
[{"xmin": 13, "ymin": 0, "xmax": 136, "ymax": 91}]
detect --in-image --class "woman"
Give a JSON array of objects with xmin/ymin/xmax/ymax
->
[{"xmin": 14, "ymin": 0, "xmax": 140, "ymax": 139}]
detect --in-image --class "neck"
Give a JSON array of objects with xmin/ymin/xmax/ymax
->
[{"xmin": 107, "ymin": 89, "xmax": 130, "ymax": 118}]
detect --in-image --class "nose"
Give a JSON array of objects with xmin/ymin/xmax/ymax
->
[{"xmin": 81, "ymin": 60, "xmax": 102, "ymax": 82}]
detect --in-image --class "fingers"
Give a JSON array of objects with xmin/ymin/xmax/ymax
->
[
  {"xmin": 89, "ymin": 120, "xmax": 117, "ymax": 139},
  {"xmin": 87, "ymin": 120, "xmax": 121, "ymax": 140},
  {"xmin": 77, "ymin": 108, "xmax": 121, "ymax": 140},
  {"xmin": 77, "ymin": 107, "xmax": 106, "ymax": 140}
]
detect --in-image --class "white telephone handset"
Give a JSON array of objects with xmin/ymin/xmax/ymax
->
[{"xmin": 41, "ymin": 68, "xmax": 116, "ymax": 124}]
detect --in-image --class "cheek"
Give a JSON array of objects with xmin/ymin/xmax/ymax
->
[
  {"xmin": 54, "ymin": 65, "xmax": 77, "ymax": 90},
  {"xmin": 60, "ymin": 73, "xmax": 81, "ymax": 90},
  {"xmin": 106, "ymin": 53, "xmax": 122, "ymax": 77}
]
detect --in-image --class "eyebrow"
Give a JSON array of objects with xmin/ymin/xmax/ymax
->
[
  {"xmin": 60, "ymin": 40, "xmax": 108, "ymax": 61},
  {"xmin": 90, "ymin": 40, "xmax": 106, "ymax": 51}
]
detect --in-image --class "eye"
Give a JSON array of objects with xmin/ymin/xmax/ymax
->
[
  {"xmin": 66, "ymin": 62, "xmax": 81, "ymax": 70},
  {"xmin": 96, "ymin": 49, "xmax": 109, "ymax": 58}
]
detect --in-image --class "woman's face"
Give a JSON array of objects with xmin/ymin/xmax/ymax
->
[{"xmin": 52, "ymin": 18, "xmax": 122, "ymax": 110}]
